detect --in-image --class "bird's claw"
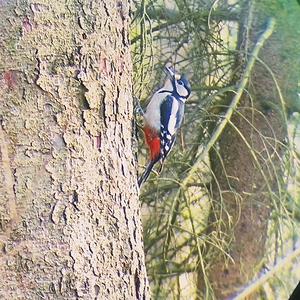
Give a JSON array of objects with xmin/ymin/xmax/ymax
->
[{"xmin": 133, "ymin": 96, "xmax": 145, "ymax": 116}]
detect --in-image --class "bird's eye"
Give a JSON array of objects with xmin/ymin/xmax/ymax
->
[{"xmin": 177, "ymin": 80, "xmax": 184, "ymax": 85}]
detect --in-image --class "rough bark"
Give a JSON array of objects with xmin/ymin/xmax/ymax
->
[
  {"xmin": 199, "ymin": 2, "xmax": 291, "ymax": 299},
  {"xmin": 0, "ymin": 0, "xmax": 149, "ymax": 299}
]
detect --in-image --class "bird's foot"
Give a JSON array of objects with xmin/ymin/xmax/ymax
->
[{"xmin": 133, "ymin": 96, "xmax": 144, "ymax": 116}]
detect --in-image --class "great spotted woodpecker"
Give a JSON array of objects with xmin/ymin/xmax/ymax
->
[{"xmin": 138, "ymin": 66, "xmax": 191, "ymax": 187}]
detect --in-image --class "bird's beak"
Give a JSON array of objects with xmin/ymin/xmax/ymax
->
[
  {"xmin": 164, "ymin": 66, "xmax": 175, "ymax": 79},
  {"xmin": 164, "ymin": 65, "xmax": 180, "ymax": 80}
]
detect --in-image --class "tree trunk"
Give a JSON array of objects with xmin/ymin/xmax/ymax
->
[
  {"xmin": 199, "ymin": 2, "xmax": 294, "ymax": 299},
  {"xmin": 0, "ymin": 0, "xmax": 149, "ymax": 299}
]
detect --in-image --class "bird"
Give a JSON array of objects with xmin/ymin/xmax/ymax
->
[{"xmin": 138, "ymin": 66, "xmax": 191, "ymax": 187}]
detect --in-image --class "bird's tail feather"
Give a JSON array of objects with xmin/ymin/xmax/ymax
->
[{"xmin": 138, "ymin": 160, "xmax": 156, "ymax": 187}]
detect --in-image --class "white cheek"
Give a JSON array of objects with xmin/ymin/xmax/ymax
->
[{"xmin": 176, "ymin": 84, "xmax": 188, "ymax": 98}]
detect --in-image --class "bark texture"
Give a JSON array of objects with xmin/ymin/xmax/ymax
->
[{"xmin": 0, "ymin": 0, "xmax": 149, "ymax": 299}]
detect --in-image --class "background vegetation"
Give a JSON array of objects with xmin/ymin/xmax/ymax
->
[{"xmin": 131, "ymin": 0, "xmax": 300, "ymax": 299}]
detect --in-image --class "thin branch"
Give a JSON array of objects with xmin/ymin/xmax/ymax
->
[
  {"xmin": 162, "ymin": 17, "xmax": 276, "ymax": 258},
  {"xmin": 233, "ymin": 245, "xmax": 300, "ymax": 300},
  {"xmin": 182, "ymin": 17, "xmax": 276, "ymax": 187},
  {"xmin": 131, "ymin": 10, "xmax": 238, "ymax": 44}
]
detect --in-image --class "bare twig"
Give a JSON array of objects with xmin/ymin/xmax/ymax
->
[
  {"xmin": 232, "ymin": 245, "xmax": 300, "ymax": 300},
  {"xmin": 182, "ymin": 17, "xmax": 276, "ymax": 187},
  {"xmin": 162, "ymin": 17, "xmax": 276, "ymax": 261}
]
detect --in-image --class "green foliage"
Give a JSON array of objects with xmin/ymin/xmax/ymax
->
[
  {"xmin": 257, "ymin": 0, "xmax": 300, "ymax": 112},
  {"xmin": 131, "ymin": 0, "xmax": 300, "ymax": 298}
]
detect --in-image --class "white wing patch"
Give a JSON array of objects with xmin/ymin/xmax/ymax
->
[{"xmin": 167, "ymin": 99, "xmax": 179, "ymax": 135}]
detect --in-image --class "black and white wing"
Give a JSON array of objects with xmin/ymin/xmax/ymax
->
[{"xmin": 160, "ymin": 95, "xmax": 185, "ymax": 161}]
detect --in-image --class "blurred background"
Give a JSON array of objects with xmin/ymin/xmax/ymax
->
[{"xmin": 131, "ymin": 0, "xmax": 300, "ymax": 299}]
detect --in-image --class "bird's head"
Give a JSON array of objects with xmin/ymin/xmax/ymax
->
[{"xmin": 164, "ymin": 66, "xmax": 191, "ymax": 99}]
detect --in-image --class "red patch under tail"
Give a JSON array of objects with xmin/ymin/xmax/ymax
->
[{"xmin": 143, "ymin": 126, "xmax": 160, "ymax": 161}]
